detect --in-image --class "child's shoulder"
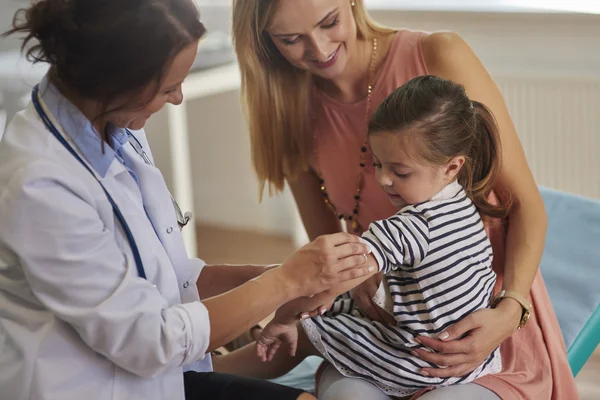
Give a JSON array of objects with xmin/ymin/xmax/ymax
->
[
  {"xmin": 396, "ymin": 204, "xmax": 428, "ymax": 221},
  {"xmin": 386, "ymin": 207, "xmax": 431, "ymax": 238}
]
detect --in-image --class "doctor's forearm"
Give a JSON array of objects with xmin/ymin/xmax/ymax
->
[
  {"xmin": 197, "ymin": 264, "xmax": 276, "ymax": 299},
  {"xmin": 202, "ymin": 267, "xmax": 295, "ymax": 351}
]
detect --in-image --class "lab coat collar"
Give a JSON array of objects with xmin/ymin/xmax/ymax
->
[{"xmin": 38, "ymin": 75, "xmax": 129, "ymax": 178}]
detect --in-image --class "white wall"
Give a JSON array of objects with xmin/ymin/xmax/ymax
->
[
  {"xmin": 145, "ymin": 91, "xmax": 296, "ymax": 236},
  {"xmin": 0, "ymin": 0, "xmax": 29, "ymax": 52},
  {"xmin": 367, "ymin": 10, "xmax": 600, "ymax": 78}
]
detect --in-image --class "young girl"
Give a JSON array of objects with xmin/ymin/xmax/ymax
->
[{"xmin": 256, "ymin": 75, "xmax": 510, "ymax": 398}]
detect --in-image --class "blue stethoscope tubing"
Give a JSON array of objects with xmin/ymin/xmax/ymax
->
[{"xmin": 31, "ymin": 85, "xmax": 147, "ymax": 280}]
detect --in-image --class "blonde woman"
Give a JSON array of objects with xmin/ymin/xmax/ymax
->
[{"xmin": 223, "ymin": 0, "xmax": 579, "ymax": 399}]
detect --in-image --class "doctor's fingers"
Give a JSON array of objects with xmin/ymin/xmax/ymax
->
[
  {"xmin": 316, "ymin": 232, "xmax": 363, "ymax": 247},
  {"xmin": 328, "ymin": 240, "xmax": 369, "ymax": 261},
  {"xmin": 335, "ymin": 264, "xmax": 376, "ymax": 285},
  {"xmin": 330, "ymin": 253, "xmax": 376, "ymax": 282}
]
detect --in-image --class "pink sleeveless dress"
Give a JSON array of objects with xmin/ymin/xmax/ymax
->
[{"xmin": 310, "ymin": 29, "xmax": 579, "ymax": 399}]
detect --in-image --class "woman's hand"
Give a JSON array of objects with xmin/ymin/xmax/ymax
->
[
  {"xmin": 280, "ymin": 232, "xmax": 373, "ymax": 298},
  {"xmin": 413, "ymin": 300, "xmax": 522, "ymax": 377}
]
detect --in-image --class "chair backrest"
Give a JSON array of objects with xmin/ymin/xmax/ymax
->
[{"xmin": 539, "ymin": 186, "xmax": 600, "ymax": 376}]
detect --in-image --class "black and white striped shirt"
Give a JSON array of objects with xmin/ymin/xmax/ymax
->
[{"xmin": 301, "ymin": 181, "xmax": 501, "ymax": 397}]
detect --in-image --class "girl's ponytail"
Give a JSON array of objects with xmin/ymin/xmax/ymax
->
[{"xmin": 460, "ymin": 101, "xmax": 510, "ymax": 219}]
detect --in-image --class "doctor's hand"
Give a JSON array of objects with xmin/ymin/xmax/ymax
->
[{"xmin": 280, "ymin": 232, "xmax": 373, "ymax": 299}]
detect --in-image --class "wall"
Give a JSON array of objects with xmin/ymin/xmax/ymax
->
[
  {"xmin": 145, "ymin": 90, "xmax": 296, "ymax": 236},
  {"xmin": 0, "ymin": 1, "xmax": 26, "ymax": 52},
  {"xmin": 367, "ymin": 10, "xmax": 600, "ymax": 77}
]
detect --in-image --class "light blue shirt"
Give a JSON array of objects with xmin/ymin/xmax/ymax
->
[
  {"xmin": 37, "ymin": 76, "xmax": 167, "ymax": 241},
  {"xmin": 38, "ymin": 77, "xmax": 139, "ymax": 183}
]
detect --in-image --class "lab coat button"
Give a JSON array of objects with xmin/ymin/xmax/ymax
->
[
  {"xmin": 183, "ymin": 281, "xmax": 189, "ymax": 289},
  {"xmin": 166, "ymin": 227, "xmax": 174, "ymax": 234}
]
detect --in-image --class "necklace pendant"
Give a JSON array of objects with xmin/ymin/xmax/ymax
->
[{"xmin": 351, "ymin": 219, "xmax": 359, "ymax": 232}]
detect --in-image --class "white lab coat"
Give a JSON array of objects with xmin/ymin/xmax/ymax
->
[{"xmin": 0, "ymin": 101, "xmax": 212, "ymax": 400}]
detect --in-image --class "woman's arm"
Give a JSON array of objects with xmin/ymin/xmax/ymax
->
[
  {"xmin": 197, "ymin": 264, "xmax": 278, "ymax": 299},
  {"xmin": 413, "ymin": 31, "xmax": 547, "ymax": 377}
]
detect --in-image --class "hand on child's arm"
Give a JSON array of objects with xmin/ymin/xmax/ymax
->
[
  {"xmin": 272, "ymin": 254, "xmax": 378, "ymax": 325},
  {"xmin": 309, "ymin": 253, "xmax": 380, "ymax": 316},
  {"xmin": 256, "ymin": 319, "xmax": 299, "ymax": 362}
]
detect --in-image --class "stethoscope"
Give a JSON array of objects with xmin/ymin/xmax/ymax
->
[
  {"xmin": 126, "ymin": 132, "xmax": 192, "ymax": 229},
  {"xmin": 31, "ymin": 85, "xmax": 191, "ymax": 280}
]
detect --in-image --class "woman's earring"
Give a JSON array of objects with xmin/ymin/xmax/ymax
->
[{"xmin": 351, "ymin": 1, "xmax": 355, "ymax": 6}]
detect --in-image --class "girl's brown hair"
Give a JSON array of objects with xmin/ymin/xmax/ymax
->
[{"xmin": 369, "ymin": 75, "xmax": 510, "ymax": 218}]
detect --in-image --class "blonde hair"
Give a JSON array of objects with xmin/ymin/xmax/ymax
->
[{"xmin": 232, "ymin": 0, "xmax": 393, "ymax": 198}]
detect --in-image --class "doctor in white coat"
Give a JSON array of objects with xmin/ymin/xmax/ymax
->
[{"xmin": 0, "ymin": 1, "xmax": 374, "ymax": 399}]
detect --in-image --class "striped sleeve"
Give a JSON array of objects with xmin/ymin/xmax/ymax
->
[{"xmin": 361, "ymin": 214, "xmax": 430, "ymax": 273}]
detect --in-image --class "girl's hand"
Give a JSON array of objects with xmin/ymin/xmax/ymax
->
[
  {"xmin": 413, "ymin": 300, "xmax": 522, "ymax": 377},
  {"xmin": 255, "ymin": 321, "xmax": 299, "ymax": 362},
  {"xmin": 306, "ymin": 298, "xmax": 334, "ymax": 320}
]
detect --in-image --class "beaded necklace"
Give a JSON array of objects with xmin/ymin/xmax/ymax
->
[{"xmin": 314, "ymin": 37, "xmax": 378, "ymax": 233}]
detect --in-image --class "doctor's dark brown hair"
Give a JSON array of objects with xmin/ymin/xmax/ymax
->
[
  {"xmin": 4, "ymin": 0, "xmax": 205, "ymax": 128},
  {"xmin": 369, "ymin": 75, "xmax": 511, "ymax": 219}
]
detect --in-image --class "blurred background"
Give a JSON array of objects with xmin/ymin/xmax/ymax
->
[{"xmin": 1, "ymin": 0, "xmax": 598, "ymax": 397}]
